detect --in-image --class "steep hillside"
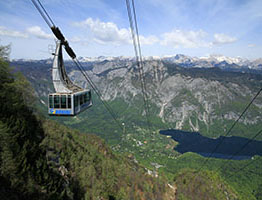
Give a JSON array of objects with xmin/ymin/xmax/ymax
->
[
  {"xmin": 10, "ymin": 56, "xmax": 262, "ymax": 199},
  {"xmin": 86, "ymin": 59, "xmax": 262, "ymax": 139},
  {"xmin": 173, "ymin": 169, "xmax": 238, "ymax": 200},
  {"xmin": 42, "ymin": 120, "xmax": 173, "ymax": 200},
  {"xmin": 0, "ymin": 57, "xmax": 66, "ymax": 199},
  {"xmin": 12, "ymin": 58, "xmax": 262, "ymax": 140},
  {"xmin": 0, "ymin": 55, "xmax": 176, "ymax": 199}
]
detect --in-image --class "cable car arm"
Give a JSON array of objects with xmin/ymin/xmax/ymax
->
[
  {"xmin": 50, "ymin": 26, "xmax": 76, "ymax": 59},
  {"xmin": 51, "ymin": 26, "xmax": 65, "ymax": 42}
]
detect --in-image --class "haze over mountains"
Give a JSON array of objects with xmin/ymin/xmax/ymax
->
[
  {"xmin": 13, "ymin": 54, "xmax": 262, "ymax": 71},
  {"xmin": 2, "ymin": 0, "xmax": 262, "ymax": 198},
  {"xmin": 10, "ymin": 51, "xmax": 262, "ymax": 200},
  {"xmin": 12, "ymin": 54, "xmax": 262, "ymax": 140}
]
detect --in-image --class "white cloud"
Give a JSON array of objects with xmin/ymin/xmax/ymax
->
[
  {"xmin": 248, "ymin": 43, "xmax": 256, "ymax": 48},
  {"xmin": 0, "ymin": 26, "xmax": 28, "ymax": 38},
  {"xmin": 70, "ymin": 36, "xmax": 81, "ymax": 43},
  {"xmin": 72, "ymin": 18, "xmax": 238, "ymax": 51},
  {"xmin": 73, "ymin": 18, "xmax": 158, "ymax": 46},
  {"xmin": 213, "ymin": 33, "xmax": 237, "ymax": 45},
  {"xmin": 26, "ymin": 26, "xmax": 53, "ymax": 39},
  {"xmin": 0, "ymin": 26, "xmax": 53, "ymax": 40},
  {"xmin": 69, "ymin": 36, "xmax": 89, "ymax": 46},
  {"xmin": 74, "ymin": 18, "xmax": 131, "ymax": 45},
  {"xmin": 161, "ymin": 29, "xmax": 209, "ymax": 48},
  {"xmin": 139, "ymin": 35, "xmax": 159, "ymax": 45}
]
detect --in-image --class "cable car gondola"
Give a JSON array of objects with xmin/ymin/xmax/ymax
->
[{"xmin": 48, "ymin": 38, "xmax": 92, "ymax": 116}]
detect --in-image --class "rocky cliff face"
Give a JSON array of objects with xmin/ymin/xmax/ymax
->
[
  {"xmin": 66, "ymin": 59, "xmax": 262, "ymax": 138},
  {"xmin": 12, "ymin": 57, "xmax": 262, "ymax": 138}
]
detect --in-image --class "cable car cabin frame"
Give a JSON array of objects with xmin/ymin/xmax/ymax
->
[
  {"xmin": 48, "ymin": 39, "xmax": 92, "ymax": 116},
  {"xmin": 48, "ymin": 90, "xmax": 92, "ymax": 116}
]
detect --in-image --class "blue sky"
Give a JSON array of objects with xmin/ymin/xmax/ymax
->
[{"xmin": 0, "ymin": 0, "xmax": 262, "ymax": 59}]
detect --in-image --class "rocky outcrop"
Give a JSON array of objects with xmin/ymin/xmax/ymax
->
[
  {"xmin": 69, "ymin": 59, "xmax": 262, "ymax": 134},
  {"xmin": 12, "ymin": 58, "xmax": 262, "ymax": 135}
]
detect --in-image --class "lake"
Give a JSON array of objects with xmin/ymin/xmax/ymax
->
[{"xmin": 160, "ymin": 129, "xmax": 262, "ymax": 160}]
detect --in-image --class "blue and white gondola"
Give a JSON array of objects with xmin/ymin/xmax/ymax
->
[{"xmin": 48, "ymin": 39, "xmax": 92, "ymax": 116}]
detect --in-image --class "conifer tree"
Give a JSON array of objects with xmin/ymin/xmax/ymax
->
[{"xmin": 0, "ymin": 45, "xmax": 70, "ymax": 199}]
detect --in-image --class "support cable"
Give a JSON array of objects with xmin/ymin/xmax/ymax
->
[
  {"xmin": 197, "ymin": 87, "xmax": 262, "ymax": 172},
  {"xmin": 74, "ymin": 59, "xmax": 123, "ymax": 130},
  {"xmin": 213, "ymin": 128, "xmax": 262, "ymax": 178},
  {"xmin": 31, "ymin": 0, "xmax": 124, "ymax": 133},
  {"xmin": 223, "ymin": 129, "xmax": 262, "ymax": 162},
  {"xmin": 125, "ymin": 0, "xmax": 152, "ymax": 132},
  {"xmin": 227, "ymin": 158, "xmax": 257, "ymax": 179},
  {"xmin": 31, "ymin": 0, "xmax": 52, "ymax": 28},
  {"xmin": 131, "ymin": 0, "xmax": 151, "ymax": 128},
  {"xmin": 36, "ymin": 0, "xmax": 55, "ymax": 27}
]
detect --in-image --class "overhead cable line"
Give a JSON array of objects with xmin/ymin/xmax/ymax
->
[
  {"xmin": 125, "ymin": 0, "xmax": 152, "ymax": 132},
  {"xmin": 221, "ymin": 129, "xmax": 262, "ymax": 164},
  {"xmin": 245, "ymin": 169, "xmax": 262, "ymax": 176},
  {"xmin": 211, "ymin": 130, "xmax": 262, "ymax": 179},
  {"xmin": 227, "ymin": 158, "xmax": 258, "ymax": 179},
  {"xmin": 31, "ymin": 0, "xmax": 124, "ymax": 132},
  {"xmin": 31, "ymin": 0, "xmax": 52, "ymax": 28},
  {"xmin": 36, "ymin": 0, "xmax": 55, "ymax": 27},
  {"xmin": 130, "ymin": 0, "xmax": 147, "ymax": 93},
  {"xmin": 73, "ymin": 59, "xmax": 123, "ymax": 130},
  {"xmin": 131, "ymin": 0, "xmax": 151, "ymax": 128},
  {"xmin": 197, "ymin": 87, "xmax": 262, "ymax": 172},
  {"xmin": 192, "ymin": 128, "xmax": 262, "ymax": 194}
]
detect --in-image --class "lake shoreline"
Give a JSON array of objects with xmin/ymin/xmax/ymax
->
[{"xmin": 160, "ymin": 129, "xmax": 262, "ymax": 160}]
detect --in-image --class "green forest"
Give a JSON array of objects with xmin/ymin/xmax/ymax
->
[
  {"xmin": 0, "ymin": 46, "xmax": 173, "ymax": 199},
  {"xmin": 1, "ymin": 45, "xmax": 262, "ymax": 199}
]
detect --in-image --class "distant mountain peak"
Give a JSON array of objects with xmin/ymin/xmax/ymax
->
[{"xmin": 12, "ymin": 53, "xmax": 262, "ymax": 71}]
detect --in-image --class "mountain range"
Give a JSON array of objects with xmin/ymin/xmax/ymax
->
[
  {"xmin": 12, "ymin": 54, "xmax": 262, "ymax": 71},
  {"xmin": 12, "ymin": 54, "xmax": 262, "ymax": 140},
  {"xmin": 10, "ymin": 53, "xmax": 262, "ymax": 199}
]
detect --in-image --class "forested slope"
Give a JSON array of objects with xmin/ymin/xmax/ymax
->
[
  {"xmin": 2, "ymin": 46, "xmax": 261, "ymax": 199},
  {"xmin": 0, "ymin": 49, "xmax": 174, "ymax": 199}
]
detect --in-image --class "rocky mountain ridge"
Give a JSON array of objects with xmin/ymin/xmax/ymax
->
[
  {"xmin": 12, "ymin": 56, "xmax": 262, "ymax": 139},
  {"xmin": 12, "ymin": 53, "xmax": 262, "ymax": 71},
  {"xmin": 73, "ymin": 59, "xmax": 262, "ymax": 136}
]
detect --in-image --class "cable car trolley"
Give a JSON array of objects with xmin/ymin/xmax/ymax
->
[{"xmin": 48, "ymin": 27, "xmax": 92, "ymax": 116}]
